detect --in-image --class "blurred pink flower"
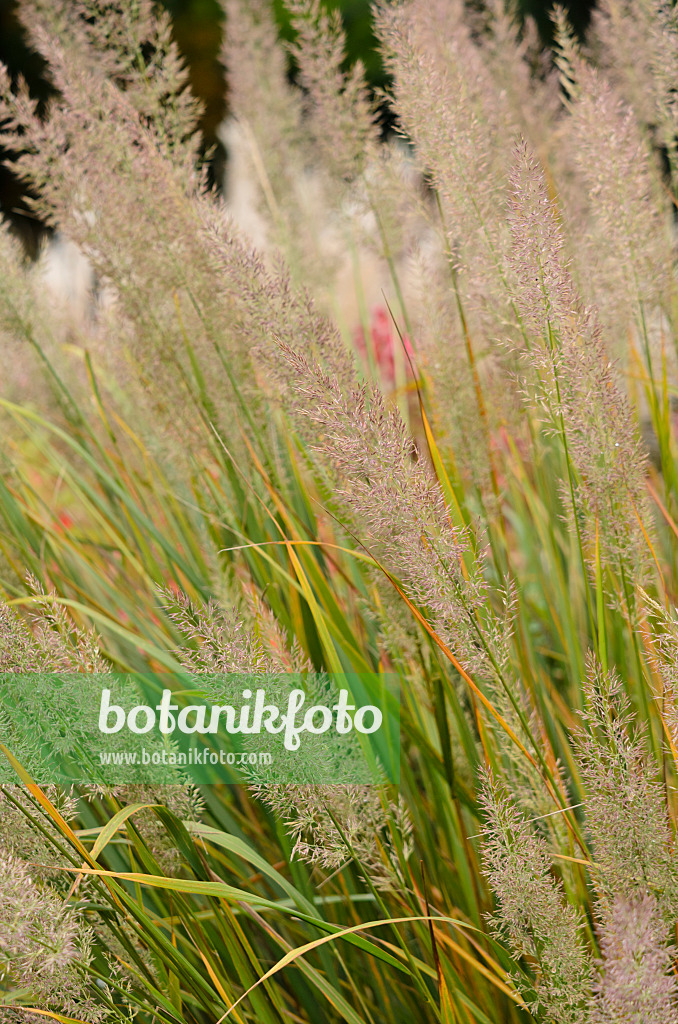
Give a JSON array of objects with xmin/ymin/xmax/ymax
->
[
  {"xmin": 57, "ymin": 511, "xmax": 74, "ymax": 531},
  {"xmin": 354, "ymin": 305, "xmax": 414, "ymax": 386}
]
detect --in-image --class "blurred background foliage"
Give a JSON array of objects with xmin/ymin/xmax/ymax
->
[{"xmin": 0, "ymin": 0, "xmax": 595, "ymax": 249}]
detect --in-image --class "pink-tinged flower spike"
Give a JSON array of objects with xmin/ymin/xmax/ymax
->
[
  {"xmin": 286, "ymin": 0, "xmax": 380, "ymax": 182},
  {"xmin": 567, "ymin": 64, "xmax": 671, "ymax": 351},
  {"xmin": 592, "ymin": 0, "xmax": 678, "ymax": 187},
  {"xmin": 373, "ymin": 0, "xmax": 534, "ymax": 345},
  {"xmin": 576, "ymin": 653, "xmax": 678, "ymax": 924},
  {"xmin": 0, "ymin": 851, "xmax": 105, "ymax": 1020},
  {"xmin": 507, "ymin": 139, "xmax": 653, "ymax": 590},
  {"xmin": 271, "ymin": 338, "xmax": 512, "ymax": 678},
  {"xmin": 590, "ymin": 895, "xmax": 678, "ymax": 1024},
  {"xmin": 479, "ymin": 770, "xmax": 592, "ymax": 1023},
  {"xmin": 18, "ymin": 0, "xmax": 202, "ymax": 172}
]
